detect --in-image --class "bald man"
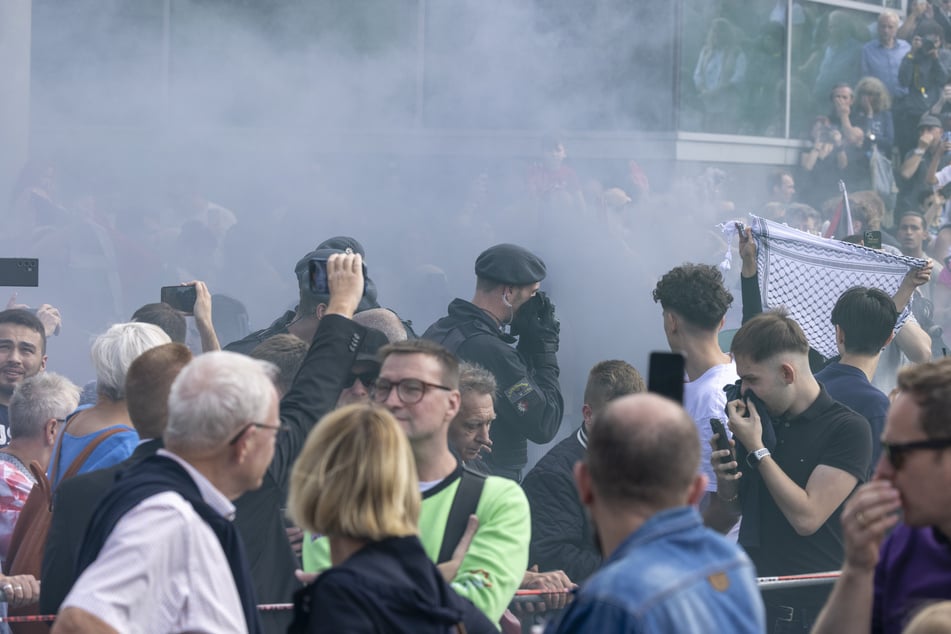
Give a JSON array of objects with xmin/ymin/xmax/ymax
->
[{"xmin": 545, "ymin": 393, "xmax": 764, "ymax": 633}]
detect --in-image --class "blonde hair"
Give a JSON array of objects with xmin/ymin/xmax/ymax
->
[{"xmin": 287, "ymin": 404, "xmax": 420, "ymax": 540}]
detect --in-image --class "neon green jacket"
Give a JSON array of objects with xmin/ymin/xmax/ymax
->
[{"xmin": 302, "ymin": 466, "xmax": 530, "ymax": 623}]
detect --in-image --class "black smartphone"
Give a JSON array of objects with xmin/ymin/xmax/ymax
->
[
  {"xmin": 647, "ymin": 352, "xmax": 685, "ymax": 404},
  {"xmin": 709, "ymin": 418, "xmax": 737, "ymax": 475},
  {"xmin": 308, "ymin": 257, "xmax": 368, "ymax": 296},
  {"xmin": 0, "ymin": 259, "xmax": 38, "ymax": 287},
  {"xmin": 864, "ymin": 230, "xmax": 882, "ymax": 250},
  {"xmin": 161, "ymin": 285, "xmax": 197, "ymax": 313}
]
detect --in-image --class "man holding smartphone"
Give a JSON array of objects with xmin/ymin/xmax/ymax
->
[
  {"xmin": 711, "ymin": 311, "xmax": 871, "ymax": 633},
  {"xmin": 652, "ymin": 264, "xmax": 738, "ymax": 507}
]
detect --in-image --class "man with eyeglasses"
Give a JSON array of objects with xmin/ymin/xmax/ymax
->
[
  {"xmin": 55, "ymin": 351, "xmax": 281, "ymax": 633},
  {"xmin": 302, "ymin": 338, "xmax": 531, "ymax": 624},
  {"xmin": 423, "ymin": 243, "xmax": 563, "ymax": 482},
  {"xmin": 812, "ymin": 357, "xmax": 951, "ymax": 634}
]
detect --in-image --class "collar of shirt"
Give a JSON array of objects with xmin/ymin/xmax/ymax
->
[{"xmin": 157, "ymin": 448, "xmax": 236, "ymax": 520}]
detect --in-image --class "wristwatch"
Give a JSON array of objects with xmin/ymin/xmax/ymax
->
[{"xmin": 746, "ymin": 447, "xmax": 771, "ymax": 469}]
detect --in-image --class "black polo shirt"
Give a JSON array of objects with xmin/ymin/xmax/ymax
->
[{"xmin": 741, "ymin": 386, "xmax": 871, "ymax": 607}]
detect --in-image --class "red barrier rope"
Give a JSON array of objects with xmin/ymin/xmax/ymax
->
[{"xmin": 0, "ymin": 571, "xmax": 844, "ymax": 622}]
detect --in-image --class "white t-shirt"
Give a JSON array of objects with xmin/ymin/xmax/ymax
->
[{"xmin": 683, "ymin": 360, "xmax": 739, "ymax": 492}]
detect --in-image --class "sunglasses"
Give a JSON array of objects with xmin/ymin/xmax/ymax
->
[
  {"xmin": 882, "ymin": 437, "xmax": 951, "ymax": 470},
  {"xmin": 344, "ymin": 371, "xmax": 379, "ymax": 389}
]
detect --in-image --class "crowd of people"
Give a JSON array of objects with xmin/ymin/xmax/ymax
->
[{"xmin": 6, "ymin": 6, "xmax": 951, "ymax": 632}]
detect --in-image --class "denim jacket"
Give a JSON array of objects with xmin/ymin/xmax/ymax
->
[{"xmin": 546, "ymin": 506, "xmax": 765, "ymax": 634}]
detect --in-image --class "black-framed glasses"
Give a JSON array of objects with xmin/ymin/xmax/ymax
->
[
  {"xmin": 228, "ymin": 422, "xmax": 287, "ymax": 446},
  {"xmin": 344, "ymin": 370, "xmax": 379, "ymax": 389},
  {"xmin": 371, "ymin": 378, "xmax": 452, "ymax": 404},
  {"xmin": 882, "ymin": 438, "xmax": 951, "ymax": 470}
]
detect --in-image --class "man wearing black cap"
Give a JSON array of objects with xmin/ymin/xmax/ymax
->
[
  {"xmin": 423, "ymin": 243, "xmax": 564, "ymax": 481},
  {"xmin": 223, "ymin": 236, "xmax": 381, "ymax": 355}
]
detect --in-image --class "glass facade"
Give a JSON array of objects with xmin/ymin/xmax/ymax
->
[{"xmin": 679, "ymin": 1, "xmax": 905, "ymax": 141}]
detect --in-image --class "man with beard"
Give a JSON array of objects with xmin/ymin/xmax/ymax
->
[
  {"xmin": 0, "ymin": 310, "xmax": 47, "ymax": 448},
  {"xmin": 423, "ymin": 244, "xmax": 563, "ymax": 481}
]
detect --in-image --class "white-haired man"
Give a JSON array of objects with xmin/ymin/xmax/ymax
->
[{"xmin": 52, "ymin": 352, "xmax": 281, "ymax": 634}]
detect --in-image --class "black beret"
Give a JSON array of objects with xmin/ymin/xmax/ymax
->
[{"xmin": 474, "ymin": 243, "xmax": 546, "ymax": 285}]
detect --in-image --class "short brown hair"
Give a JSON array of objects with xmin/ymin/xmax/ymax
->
[
  {"xmin": 250, "ymin": 334, "xmax": 308, "ymax": 395},
  {"xmin": 588, "ymin": 394, "xmax": 699, "ymax": 508},
  {"xmin": 897, "ymin": 358, "xmax": 951, "ymax": 439},
  {"xmin": 731, "ymin": 310, "xmax": 809, "ymax": 362},
  {"xmin": 379, "ymin": 339, "xmax": 460, "ymax": 389},
  {"xmin": 126, "ymin": 343, "xmax": 192, "ymax": 439},
  {"xmin": 287, "ymin": 404, "xmax": 420, "ymax": 540},
  {"xmin": 583, "ymin": 360, "xmax": 645, "ymax": 414}
]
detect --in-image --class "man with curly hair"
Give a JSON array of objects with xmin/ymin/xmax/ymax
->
[{"xmin": 653, "ymin": 264, "xmax": 738, "ymax": 506}]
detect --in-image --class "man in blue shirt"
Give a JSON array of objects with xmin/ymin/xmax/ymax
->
[
  {"xmin": 862, "ymin": 11, "xmax": 911, "ymax": 99},
  {"xmin": 815, "ymin": 286, "xmax": 900, "ymax": 468},
  {"xmin": 545, "ymin": 393, "xmax": 764, "ymax": 634}
]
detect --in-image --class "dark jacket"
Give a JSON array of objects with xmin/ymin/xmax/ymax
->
[
  {"xmin": 423, "ymin": 299, "xmax": 563, "ymax": 475},
  {"xmin": 521, "ymin": 426, "xmax": 600, "ymax": 583},
  {"xmin": 234, "ymin": 313, "xmax": 371, "ymax": 632},
  {"xmin": 41, "ymin": 438, "xmax": 163, "ymax": 614},
  {"xmin": 287, "ymin": 536, "xmax": 495, "ymax": 634},
  {"xmin": 224, "ymin": 310, "xmax": 296, "ymax": 355}
]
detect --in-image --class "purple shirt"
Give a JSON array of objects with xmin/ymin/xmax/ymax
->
[{"xmin": 873, "ymin": 524, "xmax": 951, "ymax": 633}]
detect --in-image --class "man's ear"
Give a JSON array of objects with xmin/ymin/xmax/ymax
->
[
  {"xmin": 315, "ymin": 303, "xmax": 328, "ymax": 320},
  {"xmin": 834, "ymin": 324, "xmax": 846, "ymax": 348},
  {"xmin": 445, "ymin": 390, "xmax": 462, "ymax": 423},
  {"xmin": 779, "ymin": 361, "xmax": 796, "ymax": 385},
  {"xmin": 581, "ymin": 404, "xmax": 593, "ymax": 425},
  {"xmin": 574, "ymin": 461, "xmax": 594, "ymax": 507},
  {"xmin": 45, "ymin": 418, "xmax": 58, "ymax": 445},
  {"xmin": 687, "ymin": 474, "xmax": 707, "ymax": 507}
]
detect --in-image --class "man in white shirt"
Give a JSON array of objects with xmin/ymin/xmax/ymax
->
[
  {"xmin": 52, "ymin": 350, "xmax": 281, "ymax": 634},
  {"xmin": 653, "ymin": 264, "xmax": 738, "ymax": 505}
]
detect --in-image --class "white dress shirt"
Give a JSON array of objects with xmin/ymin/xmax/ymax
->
[{"xmin": 61, "ymin": 450, "xmax": 248, "ymax": 633}]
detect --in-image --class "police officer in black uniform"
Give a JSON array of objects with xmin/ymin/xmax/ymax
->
[{"xmin": 423, "ymin": 243, "xmax": 563, "ymax": 481}]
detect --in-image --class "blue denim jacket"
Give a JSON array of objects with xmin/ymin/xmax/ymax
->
[{"xmin": 546, "ymin": 506, "xmax": 765, "ymax": 634}]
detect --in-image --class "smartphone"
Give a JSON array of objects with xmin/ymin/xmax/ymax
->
[
  {"xmin": 864, "ymin": 230, "xmax": 882, "ymax": 250},
  {"xmin": 309, "ymin": 259, "xmax": 330, "ymax": 294},
  {"xmin": 709, "ymin": 418, "xmax": 737, "ymax": 475},
  {"xmin": 0, "ymin": 259, "xmax": 38, "ymax": 287},
  {"xmin": 308, "ymin": 257, "xmax": 368, "ymax": 296},
  {"xmin": 647, "ymin": 352, "xmax": 685, "ymax": 404},
  {"xmin": 160, "ymin": 285, "xmax": 197, "ymax": 313}
]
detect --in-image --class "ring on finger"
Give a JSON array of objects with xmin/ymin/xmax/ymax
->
[{"xmin": 857, "ymin": 511, "xmax": 867, "ymax": 527}]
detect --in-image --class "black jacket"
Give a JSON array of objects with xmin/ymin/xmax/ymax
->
[
  {"xmin": 234, "ymin": 313, "xmax": 370, "ymax": 632},
  {"xmin": 423, "ymin": 299, "xmax": 563, "ymax": 475},
  {"xmin": 41, "ymin": 438, "xmax": 163, "ymax": 614},
  {"xmin": 287, "ymin": 536, "xmax": 495, "ymax": 634},
  {"xmin": 521, "ymin": 426, "xmax": 600, "ymax": 583}
]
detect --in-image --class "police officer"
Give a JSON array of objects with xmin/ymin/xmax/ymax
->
[{"xmin": 423, "ymin": 243, "xmax": 563, "ymax": 481}]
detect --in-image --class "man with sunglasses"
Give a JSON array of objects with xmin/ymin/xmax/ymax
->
[
  {"xmin": 302, "ymin": 339, "xmax": 531, "ymax": 623},
  {"xmin": 813, "ymin": 357, "xmax": 951, "ymax": 634}
]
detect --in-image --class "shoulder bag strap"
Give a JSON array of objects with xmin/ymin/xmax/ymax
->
[
  {"xmin": 61, "ymin": 426, "xmax": 134, "ymax": 482},
  {"xmin": 437, "ymin": 469, "xmax": 486, "ymax": 565}
]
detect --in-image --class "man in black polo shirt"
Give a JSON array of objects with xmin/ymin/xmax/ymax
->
[{"xmin": 710, "ymin": 310, "xmax": 872, "ymax": 633}]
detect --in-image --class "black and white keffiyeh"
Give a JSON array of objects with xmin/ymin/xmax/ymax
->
[{"xmin": 723, "ymin": 215, "xmax": 926, "ymax": 359}]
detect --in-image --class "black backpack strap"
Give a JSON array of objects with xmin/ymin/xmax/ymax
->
[{"xmin": 437, "ymin": 468, "xmax": 486, "ymax": 564}]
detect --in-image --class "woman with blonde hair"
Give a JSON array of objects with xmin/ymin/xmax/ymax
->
[{"xmin": 286, "ymin": 404, "xmax": 494, "ymax": 634}]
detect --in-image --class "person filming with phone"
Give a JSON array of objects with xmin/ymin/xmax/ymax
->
[{"xmin": 708, "ymin": 310, "xmax": 872, "ymax": 633}]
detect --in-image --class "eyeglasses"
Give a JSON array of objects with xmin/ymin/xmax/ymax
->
[
  {"xmin": 344, "ymin": 370, "xmax": 379, "ymax": 389},
  {"xmin": 371, "ymin": 378, "xmax": 452, "ymax": 404},
  {"xmin": 881, "ymin": 437, "xmax": 951, "ymax": 470},
  {"xmin": 228, "ymin": 422, "xmax": 287, "ymax": 446}
]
